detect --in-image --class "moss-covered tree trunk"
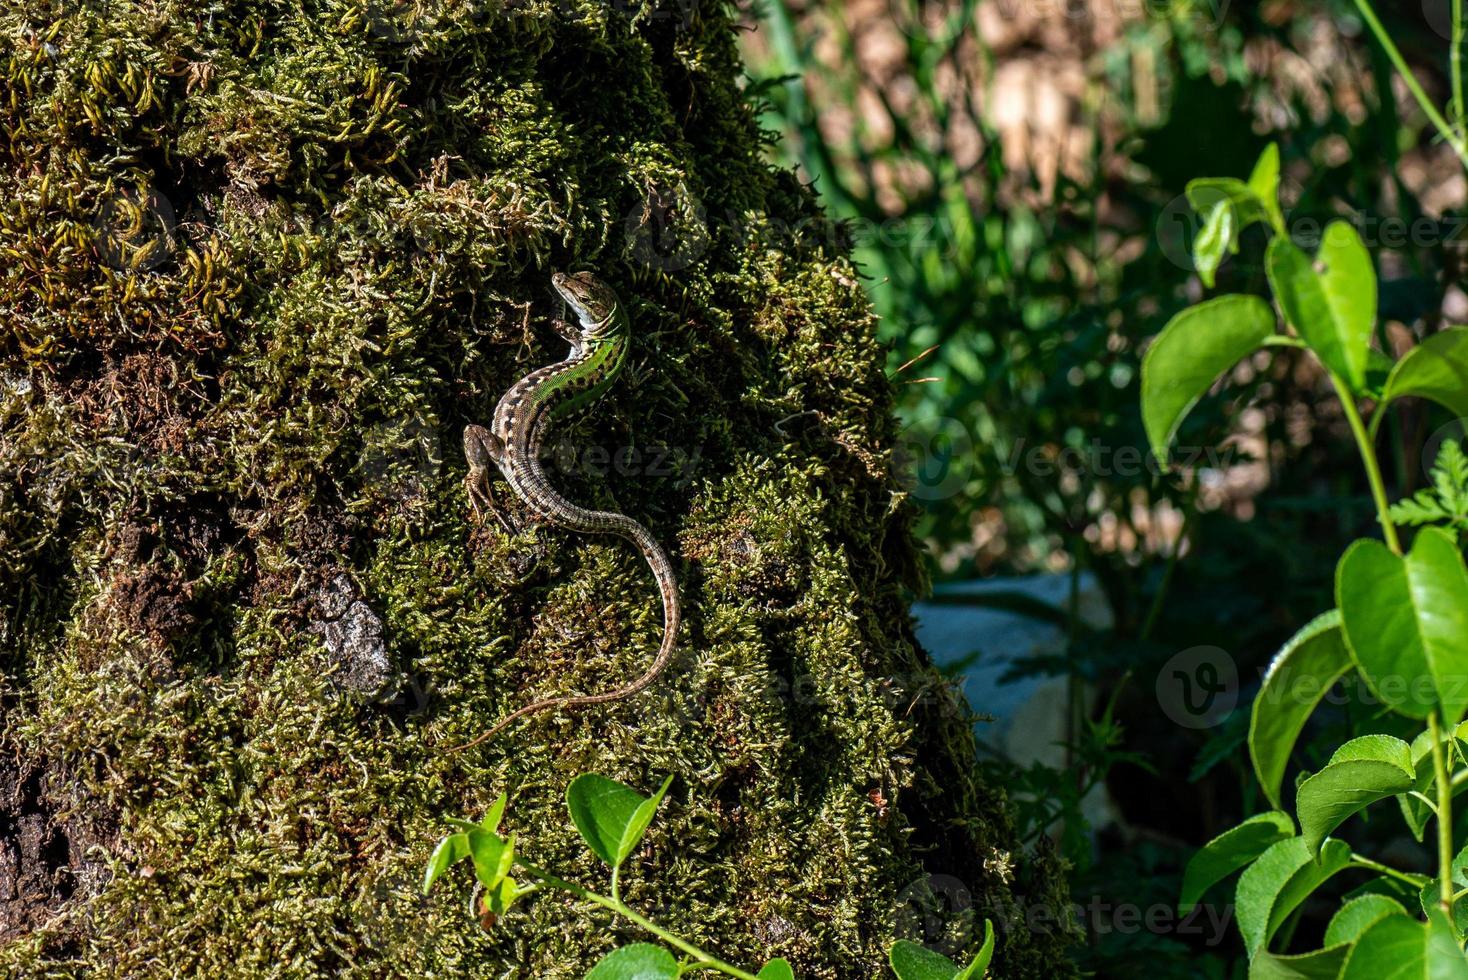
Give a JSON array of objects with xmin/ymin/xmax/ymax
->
[{"xmin": 0, "ymin": 1, "xmax": 1073, "ymax": 975}]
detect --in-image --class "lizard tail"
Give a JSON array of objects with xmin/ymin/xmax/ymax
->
[{"xmin": 449, "ymin": 518, "xmax": 680, "ymax": 752}]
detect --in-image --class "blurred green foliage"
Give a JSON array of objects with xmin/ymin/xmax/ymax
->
[{"xmin": 742, "ymin": 0, "xmax": 1466, "ymax": 972}]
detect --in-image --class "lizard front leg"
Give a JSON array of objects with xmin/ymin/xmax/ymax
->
[{"xmin": 549, "ymin": 317, "xmax": 583, "ymax": 354}]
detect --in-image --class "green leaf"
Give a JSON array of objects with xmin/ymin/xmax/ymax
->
[
  {"xmin": 1249, "ymin": 946, "xmax": 1350, "ymax": 980},
  {"xmin": 1419, "ymin": 880, "xmax": 1468, "ymax": 936},
  {"xmin": 954, "ymin": 920, "xmax": 996, "ymax": 980},
  {"xmin": 1266, "ymin": 222, "xmax": 1376, "ymax": 391},
  {"xmin": 889, "ymin": 941, "xmax": 960, "ymax": 980},
  {"xmin": 1195, "ymin": 199, "xmax": 1236, "ymax": 288},
  {"xmin": 1296, "ymin": 735, "xmax": 1414, "ymax": 855},
  {"xmin": 757, "ymin": 960, "xmax": 796, "ymax": 980},
  {"xmin": 1249, "ymin": 892, "xmax": 1409, "ymax": 978},
  {"xmin": 1338, "ymin": 910, "xmax": 1468, "ymax": 979},
  {"xmin": 422, "ymin": 832, "xmax": 470, "ymax": 895},
  {"xmin": 1323, "ymin": 894, "xmax": 1409, "ymax": 947},
  {"xmin": 1381, "ymin": 327, "xmax": 1468, "ymax": 418},
  {"xmin": 585, "ymin": 944, "xmax": 680, "ymax": 980},
  {"xmin": 485, "ymin": 874, "xmax": 521, "ymax": 916},
  {"xmin": 1246, "ymin": 143, "xmax": 1285, "ymax": 233},
  {"xmin": 1337, "ymin": 528, "xmax": 1468, "ymax": 725},
  {"xmin": 1141, "ymin": 294, "xmax": 1276, "ymax": 463},
  {"xmin": 1250, "ymin": 610, "xmax": 1354, "ymax": 810},
  {"xmin": 566, "ymin": 774, "xmax": 674, "ymax": 869},
  {"xmin": 1186, "ymin": 178, "xmax": 1272, "ymax": 231},
  {"xmin": 1181, "ymin": 811, "xmax": 1296, "ymax": 911},
  {"xmin": 482, "ymin": 792, "xmax": 509, "ymax": 833},
  {"xmin": 466, "ymin": 829, "xmax": 515, "ymax": 890},
  {"xmin": 1397, "ymin": 729, "xmax": 1440, "ymax": 842},
  {"xmin": 1236, "ymin": 837, "xmax": 1353, "ymax": 958}
]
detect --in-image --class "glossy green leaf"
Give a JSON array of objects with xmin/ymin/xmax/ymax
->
[
  {"xmin": 1338, "ymin": 910, "xmax": 1468, "ymax": 979},
  {"xmin": 566, "ymin": 774, "xmax": 674, "ymax": 869},
  {"xmin": 1237, "ymin": 837, "xmax": 1352, "ymax": 958},
  {"xmin": 1341, "ymin": 875, "xmax": 1426, "ymax": 910},
  {"xmin": 1250, "ymin": 610, "xmax": 1354, "ymax": 810},
  {"xmin": 1195, "ymin": 199, "xmax": 1236, "ymax": 288},
  {"xmin": 466, "ymin": 829, "xmax": 515, "ymax": 890},
  {"xmin": 1324, "ymin": 894, "xmax": 1409, "ymax": 947},
  {"xmin": 1296, "ymin": 735, "xmax": 1414, "ymax": 855},
  {"xmin": 1247, "ymin": 143, "xmax": 1285, "ymax": 233},
  {"xmin": 482, "ymin": 792, "xmax": 509, "ymax": 833},
  {"xmin": 585, "ymin": 944, "xmax": 680, "ymax": 980},
  {"xmin": 1382, "ymin": 327, "xmax": 1468, "ymax": 418},
  {"xmin": 445, "ymin": 818, "xmax": 482, "ymax": 834},
  {"xmin": 1141, "ymin": 293, "xmax": 1276, "ymax": 463},
  {"xmin": 1186, "ymin": 177, "xmax": 1272, "ymax": 231},
  {"xmin": 1398, "ymin": 730, "xmax": 1441, "ymax": 842},
  {"xmin": 1249, "ymin": 946, "xmax": 1350, "ymax": 980},
  {"xmin": 889, "ymin": 941, "xmax": 960, "ymax": 980},
  {"xmin": 1267, "ymin": 222, "xmax": 1376, "ymax": 390},
  {"xmin": 422, "ymin": 832, "xmax": 470, "ymax": 895},
  {"xmin": 1419, "ymin": 880, "xmax": 1468, "ymax": 936},
  {"xmin": 1338, "ymin": 528, "xmax": 1468, "ymax": 725},
  {"xmin": 954, "ymin": 920, "xmax": 996, "ymax": 980},
  {"xmin": 757, "ymin": 960, "xmax": 796, "ymax": 980},
  {"xmin": 1181, "ymin": 811, "xmax": 1296, "ymax": 911},
  {"xmin": 485, "ymin": 874, "xmax": 520, "ymax": 916}
]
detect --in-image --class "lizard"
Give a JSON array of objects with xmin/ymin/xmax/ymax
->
[{"xmin": 452, "ymin": 270, "xmax": 681, "ymax": 750}]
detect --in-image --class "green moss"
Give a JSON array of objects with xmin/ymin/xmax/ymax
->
[{"xmin": 0, "ymin": 0, "xmax": 1075, "ymax": 975}]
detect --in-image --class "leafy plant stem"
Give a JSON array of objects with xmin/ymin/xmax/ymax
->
[
  {"xmin": 1331, "ymin": 374, "xmax": 1402, "ymax": 554},
  {"xmin": 1430, "ymin": 712, "xmax": 1457, "ymax": 916},
  {"xmin": 1353, "ymin": 0, "xmax": 1468, "ymax": 166},
  {"xmin": 510, "ymin": 858, "xmax": 762, "ymax": 980},
  {"xmin": 1349, "ymin": 854, "xmax": 1430, "ymax": 888}
]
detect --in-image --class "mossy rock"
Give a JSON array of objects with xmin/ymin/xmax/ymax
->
[{"xmin": 0, "ymin": 0, "xmax": 1075, "ymax": 975}]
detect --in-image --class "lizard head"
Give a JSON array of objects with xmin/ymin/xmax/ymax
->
[{"xmin": 552, "ymin": 271, "xmax": 623, "ymax": 337}]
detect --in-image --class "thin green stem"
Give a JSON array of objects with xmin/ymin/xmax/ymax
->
[
  {"xmin": 1354, "ymin": 0, "xmax": 1468, "ymax": 167},
  {"xmin": 1261, "ymin": 335, "xmax": 1307, "ymax": 349},
  {"xmin": 1430, "ymin": 713, "xmax": 1457, "ymax": 915},
  {"xmin": 1140, "ymin": 501, "xmax": 1194, "ymax": 642},
  {"xmin": 1454, "ymin": 0, "xmax": 1466, "ymax": 142},
  {"xmin": 1331, "ymin": 374, "xmax": 1402, "ymax": 554},
  {"xmin": 1350, "ymin": 853, "xmax": 1431, "ymax": 888},
  {"xmin": 513, "ymin": 859, "xmax": 761, "ymax": 980}
]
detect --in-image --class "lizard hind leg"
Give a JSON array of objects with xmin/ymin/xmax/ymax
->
[
  {"xmin": 463, "ymin": 424, "xmax": 546, "ymax": 580},
  {"xmin": 462, "ymin": 424, "xmax": 518, "ymax": 537}
]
